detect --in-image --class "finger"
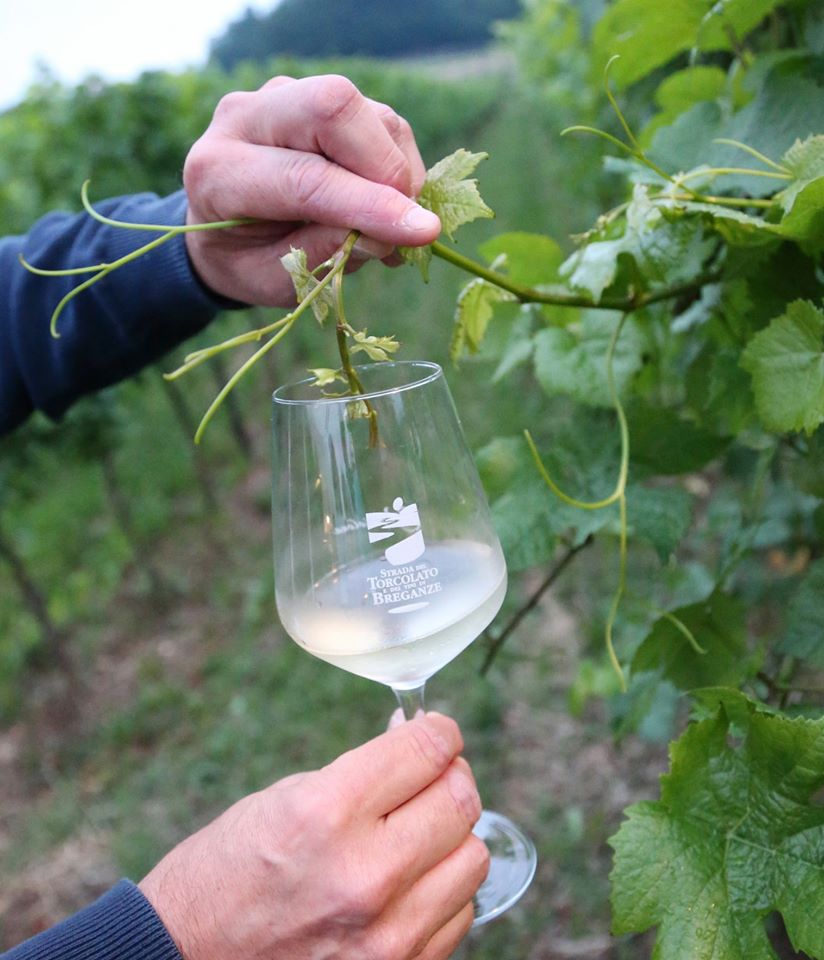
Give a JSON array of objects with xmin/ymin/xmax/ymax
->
[
  {"xmin": 381, "ymin": 757, "xmax": 481, "ymax": 877},
  {"xmin": 185, "ymin": 222, "xmax": 393, "ymax": 308},
  {"xmin": 351, "ymin": 235, "xmax": 396, "ymax": 262},
  {"xmin": 212, "ymin": 75, "xmax": 416, "ymax": 196},
  {"xmin": 371, "ymin": 838, "xmax": 487, "ymax": 960},
  {"xmin": 394, "ymin": 833, "xmax": 489, "ymax": 928},
  {"xmin": 258, "ymin": 74, "xmax": 295, "ymax": 91},
  {"xmin": 387, "ymin": 707, "xmax": 405, "ymax": 730},
  {"xmin": 415, "ymin": 904, "xmax": 475, "ymax": 960},
  {"xmin": 188, "ymin": 141, "xmax": 440, "ymax": 245},
  {"xmin": 324, "ymin": 712, "xmax": 463, "ymax": 818},
  {"xmin": 366, "ymin": 98, "xmax": 428, "ymax": 196}
]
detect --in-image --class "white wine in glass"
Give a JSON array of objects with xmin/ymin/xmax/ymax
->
[{"xmin": 272, "ymin": 360, "xmax": 536, "ymax": 925}]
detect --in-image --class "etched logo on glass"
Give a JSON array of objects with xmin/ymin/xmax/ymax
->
[
  {"xmin": 366, "ymin": 497, "xmax": 425, "ymax": 566},
  {"xmin": 365, "ymin": 498, "xmax": 440, "ymax": 615}
]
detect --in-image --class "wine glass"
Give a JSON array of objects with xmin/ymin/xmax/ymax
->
[{"xmin": 271, "ymin": 360, "xmax": 536, "ymax": 925}]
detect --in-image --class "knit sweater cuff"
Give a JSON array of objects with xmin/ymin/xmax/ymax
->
[{"xmin": 1, "ymin": 880, "xmax": 183, "ymax": 960}]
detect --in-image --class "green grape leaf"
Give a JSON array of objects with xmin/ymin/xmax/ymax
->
[
  {"xmin": 307, "ymin": 367, "xmax": 343, "ymax": 388},
  {"xmin": 560, "ymin": 185, "xmax": 716, "ymax": 301},
  {"xmin": 641, "ymin": 65, "xmax": 728, "ymax": 145},
  {"xmin": 777, "ymin": 559, "xmax": 824, "ymax": 667},
  {"xmin": 610, "ymin": 709, "xmax": 824, "ymax": 960},
  {"xmin": 689, "ymin": 686, "xmax": 774, "ymax": 727},
  {"xmin": 696, "ymin": 0, "xmax": 785, "ymax": 50},
  {"xmin": 664, "ymin": 562, "xmax": 720, "ymax": 611},
  {"xmin": 685, "ymin": 343, "xmax": 756, "ymax": 438},
  {"xmin": 626, "ymin": 484, "xmax": 693, "ymax": 562},
  {"xmin": 740, "ymin": 300, "xmax": 824, "ymax": 435},
  {"xmin": 492, "ymin": 477, "xmax": 613, "ymax": 571},
  {"xmin": 776, "ymin": 176, "xmax": 824, "ymax": 255},
  {"xmin": 654, "ymin": 196, "xmax": 780, "ymax": 248},
  {"xmin": 592, "ymin": 0, "xmax": 780, "ymax": 89},
  {"xmin": 475, "ymin": 436, "xmax": 528, "ymax": 502},
  {"xmin": 613, "ymin": 671, "xmax": 682, "ymax": 743},
  {"xmin": 477, "ymin": 232, "xmax": 564, "ymax": 286},
  {"xmin": 450, "ymin": 276, "xmax": 517, "ymax": 363},
  {"xmin": 532, "ymin": 413, "xmax": 624, "ymax": 504},
  {"xmin": 558, "ymin": 236, "xmax": 626, "ymax": 302},
  {"xmin": 782, "ymin": 134, "xmax": 824, "ymax": 181},
  {"xmin": 492, "ymin": 308, "xmax": 536, "ymax": 383},
  {"xmin": 347, "ymin": 329, "xmax": 400, "ymax": 362},
  {"xmin": 398, "ymin": 148, "xmax": 494, "ymax": 277},
  {"xmin": 777, "ymin": 135, "xmax": 824, "ymax": 212},
  {"xmin": 804, "ymin": 5, "xmax": 824, "ymax": 55},
  {"xmin": 658, "ymin": 178, "xmax": 824, "ymax": 254},
  {"xmin": 788, "ymin": 427, "xmax": 824, "ymax": 498},
  {"xmin": 628, "ymin": 402, "xmax": 731, "ymax": 474},
  {"xmin": 483, "ymin": 420, "xmax": 620, "ymax": 570},
  {"xmin": 631, "ymin": 591, "xmax": 752, "ymax": 691},
  {"xmin": 417, "ymin": 148, "xmax": 494, "ymax": 241},
  {"xmin": 399, "ymin": 243, "xmax": 433, "ymax": 283},
  {"xmin": 701, "ymin": 277, "xmax": 759, "ymax": 345},
  {"xmin": 280, "ymin": 247, "xmax": 335, "ymax": 324},
  {"xmin": 491, "ymin": 482, "xmax": 564, "ymax": 571},
  {"xmin": 592, "ymin": 0, "xmax": 706, "ymax": 89},
  {"xmin": 649, "ymin": 62, "xmax": 824, "ymax": 198},
  {"xmin": 533, "ymin": 311, "xmax": 645, "ymax": 408}
]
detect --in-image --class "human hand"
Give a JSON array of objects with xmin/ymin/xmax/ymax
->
[
  {"xmin": 182, "ymin": 74, "xmax": 442, "ymax": 306},
  {"xmin": 138, "ymin": 712, "xmax": 488, "ymax": 960}
]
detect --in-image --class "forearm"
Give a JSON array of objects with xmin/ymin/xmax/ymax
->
[
  {"xmin": 0, "ymin": 880, "xmax": 183, "ymax": 960},
  {"xmin": 0, "ymin": 191, "xmax": 227, "ymax": 436}
]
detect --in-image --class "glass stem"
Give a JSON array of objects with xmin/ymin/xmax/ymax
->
[{"xmin": 393, "ymin": 683, "xmax": 427, "ymax": 721}]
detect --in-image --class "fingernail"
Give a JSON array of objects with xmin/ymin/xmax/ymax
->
[
  {"xmin": 388, "ymin": 708, "xmax": 405, "ymax": 729},
  {"xmin": 448, "ymin": 766, "xmax": 481, "ymax": 822},
  {"xmin": 400, "ymin": 204, "xmax": 440, "ymax": 234},
  {"xmin": 352, "ymin": 237, "xmax": 394, "ymax": 260}
]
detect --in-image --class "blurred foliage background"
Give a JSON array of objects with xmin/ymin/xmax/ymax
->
[{"xmin": 3, "ymin": 0, "xmax": 823, "ymax": 957}]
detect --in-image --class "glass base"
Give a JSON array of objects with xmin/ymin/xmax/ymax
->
[{"xmin": 471, "ymin": 809, "xmax": 537, "ymax": 926}]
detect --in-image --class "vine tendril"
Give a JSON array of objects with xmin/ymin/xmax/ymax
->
[{"xmin": 525, "ymin": 313, "xmax": 631, "ymax": 691}]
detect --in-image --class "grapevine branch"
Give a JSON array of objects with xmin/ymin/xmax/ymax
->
[
  {"xmin": 480, "ymin": 536, "xmax": 593, "ymax": 676},
  {"xmin": 430, "ymin": 241, "xmax": 721, "ymax": 311}
]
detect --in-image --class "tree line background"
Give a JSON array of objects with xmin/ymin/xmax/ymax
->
[{"xmin": 210, "ymin": 0, "xmax": 521, "ymax": 65}]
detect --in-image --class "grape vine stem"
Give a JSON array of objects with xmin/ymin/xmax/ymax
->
[
  {"xmin": 332, "ymin": 233, "xmax": 380, "ymax": 446},
  {"xmin": 430, "ymin": 241, "xmax": 720, "ymax": 311},
  {"xmin": 183, "ymin": 229, "xmax": 361, "ymax": 443},
  {"xmin": 480, "ymin": 536, "xmax": 593, "ymax": 676}
]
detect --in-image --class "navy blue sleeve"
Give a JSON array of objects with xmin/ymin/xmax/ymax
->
[
  {"xmin": 0, "ymin": 191, "xmax": 229, "ymax": 436},
  {"xmin": 1, "ymin": 880, "xmax": 183, "ymax": 960}
]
